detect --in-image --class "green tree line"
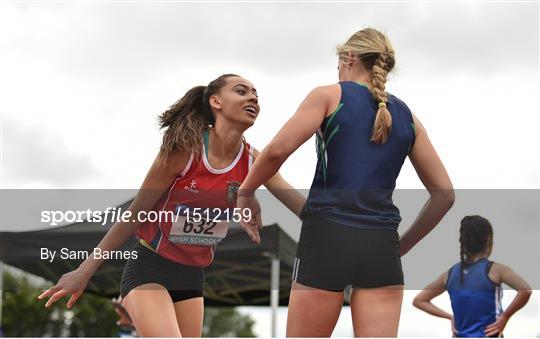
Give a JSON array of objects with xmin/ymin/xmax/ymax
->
[{"xmin": 1, "ymin": 270, "xmax": 256, "ymax": 337}]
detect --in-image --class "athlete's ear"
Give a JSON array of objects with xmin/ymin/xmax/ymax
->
[
  {"xmin": 346, "ymin": 51, "xmax": 355, "ymax": 67},
  {"xmin": 209, "ymin": 95, "xmax": 222, "ymax": 111}
]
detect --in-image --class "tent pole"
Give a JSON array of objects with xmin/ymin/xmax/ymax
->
[
  {"xmin": 270, "ymin": 255, "xmax": 280, "ymax": 338},
  {"xmin": 0, "ymin": 260, "xmax": 3, "ymax": 333}
]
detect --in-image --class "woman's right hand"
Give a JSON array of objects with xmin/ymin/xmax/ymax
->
[
  {"xmin": 36, "ymin": 151, "xmax": 188, "ymax": 309},
  {"xmin": 237, "ymin": 193, "xmax": 263, "ymax": 244},
  {"xmin": 37, "ymin": 267, "xmax": 92, "ymax": 309},
  {"xmin": 450, "ymin": 316, "xmax": 457, "ymax": 336}
]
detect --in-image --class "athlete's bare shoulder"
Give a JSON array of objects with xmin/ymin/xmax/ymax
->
[
  {"xmin": 155, "ymin": 149, "xmax": 192, "ymax": 176},
  {"xmin": 313, "ymin": 83, "xmax": 340, "ymax": 97},
  {"xmin": 490, "ymin": 261, "xmax": 506, "ymax": 269},
  {"xmin": 491, "ymin": 261, "xmax": 514, "ymax": 273},
  {"xmin": 310, "ymin": 84, "xmax": 341, "ymax": 117},
  {"xmin": 488, "ymin": 261, "xmax": 509, "ymax": 285}
]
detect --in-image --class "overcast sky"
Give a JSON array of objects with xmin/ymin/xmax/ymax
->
[
  {"xmin": 1, "ymin": 1, "xmax": 538, "ymax": 189},
  {"xmin": 0, "ymin": 1, "xmax": 538, "ymax": 336}
]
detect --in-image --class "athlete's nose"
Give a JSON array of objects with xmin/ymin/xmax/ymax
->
[{"xmin": 248, "ymin": 92, "xmax": 258, "ymax": 104}]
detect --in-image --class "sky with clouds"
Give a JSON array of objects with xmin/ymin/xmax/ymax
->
[
  {"xmin": 1, "ymin": 1, "xmax": 538, "ymax": 189},
  {"xmin": 0, "ymin": 1, "xmax": 538, "ymax": 336}
]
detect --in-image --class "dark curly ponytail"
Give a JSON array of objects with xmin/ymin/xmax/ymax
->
[{"xmin": 459, "ymin": 215, "xmax": 493, "ymax": 283}]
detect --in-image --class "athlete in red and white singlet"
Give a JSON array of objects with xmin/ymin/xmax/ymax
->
[
  {"xmin": 137, "ymin": 139, "xmax": 253, "ymax": 267},
  {"xmin": 39, "ymin": 75, "xmax": 306, "ymax": 337}
]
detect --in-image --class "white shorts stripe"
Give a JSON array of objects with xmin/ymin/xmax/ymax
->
[
  {"xmin": 294, "ymin": 258, "xmax": 298, "ymax": 281},
  {"xmin": 292, "ymin": 258, "xmax": 301, "ymax": 282}
]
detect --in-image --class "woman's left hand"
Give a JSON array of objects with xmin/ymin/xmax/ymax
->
[
  {"xmin": 484, "ymin": 314, "xmax": 508, "ymax": 337},
  {"xmin": 450, "ymin": 316, "xmax": 457, "ymax": 336},
  {"xmin": 237, "ymin": 194, "xmax": 263, "ymax": 244}
]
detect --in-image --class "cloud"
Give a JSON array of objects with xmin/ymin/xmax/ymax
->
[
  {"xmin": 382, "ymin": 3, "xmax": 537, "ymax": 75},
  {"xmin": 4, "ymin": 2, "xmax": 536, "ymax": 84},
  {"xmin": 0, "ymin": 2, "xmax": 537, "ymax": 190},
  {"xmin": 2, "ymin": 117, "xmax": 99, "ymax": 187}
]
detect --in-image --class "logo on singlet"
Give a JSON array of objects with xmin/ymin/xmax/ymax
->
[
  {"xmin": 184, "ymin": 179, "xmax": 200, "ymax": 194},
  {"xmin": 226, "ymin": 181, "xmax": 240, "ymax": 204}
]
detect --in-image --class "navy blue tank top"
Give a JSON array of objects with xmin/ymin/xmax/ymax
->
[
  {"xmin": 446, "ymin": 259, "xmax": 503, "ymax": 337},
  {"xmin": 301, "ymin": 81, "xmax": 415, "ymax": 230}
]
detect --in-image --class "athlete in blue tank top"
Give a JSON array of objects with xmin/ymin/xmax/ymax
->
[
  {"xmin": 238, "ymin": 28, "xmax": 455, "ymax": 337},
  {"xmin": 414, "ymin": 216, "xmax": 532, "ymax": 337},
  {"xmin": 302, "ymin": 81, "xmax": 415, "ymax": 230},
  {"xmin": 446, "ymin": 259, "xmax": 503, "ymax": 337}
]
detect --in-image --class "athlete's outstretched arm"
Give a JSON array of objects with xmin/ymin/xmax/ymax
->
[
  {"xmin": 413, "ymin": 272, "xmax": 456, "ymax": 335},
  {"xmin": 240, "ymin": 87, "xmax": 329, "ymax": 194},
  {"xmin": 38, "ymin": 151, "xmax": 190, "ymax": 308},
  {"xmin": 263, "ymin": 172, "xmax": 306, "ymax": 217},
  {"xmin": 250, "ymin": 148, "xmax": 306, "ymax": 217},
  {"xmin": 238, "ymin": 86, "xmax": 330, "ymax": 243},
  {"xmin": 399, "ymin": 115, "xmax": 455, "ymax": 256},
  {"xmin": 484, "ymin": 263, "xmax": 532, "ymax": 336}
]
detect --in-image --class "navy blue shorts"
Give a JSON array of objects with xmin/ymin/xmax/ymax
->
[{"xmin": 293, "ymin": 216, "xmax": 404, "ymax": 291}]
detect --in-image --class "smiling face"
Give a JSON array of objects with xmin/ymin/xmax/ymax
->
[{"xmin": 209, "ymin": 76, "xmax": 260, "ymax": 128}]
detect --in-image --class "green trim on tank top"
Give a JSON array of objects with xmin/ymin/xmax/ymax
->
[
  {"xmin": 323, "ymin": 125, "xmax": 340, "ymax": 157},
  {"xmin": 407, "ymin": 122, "xmax": 416, "ymax": 154},
  {"xmin": 323, "ymin": 103, "xmax": 344, "ymax": 138},
  {"xmin": 203, "ymin": 129, "xmax": 209, "ymax": 158},
  {"xmin": 318, "ymin": 101, "xmax": 344, "ymax": 187}
]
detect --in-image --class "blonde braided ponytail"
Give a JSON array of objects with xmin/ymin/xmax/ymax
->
[
  {"xmin": 337, "ymin": 28, "xmax": 396, "ymax": 144},
  {"xmin": 370, "ymin": 52, "xmax": 393, "ymax": 144}
]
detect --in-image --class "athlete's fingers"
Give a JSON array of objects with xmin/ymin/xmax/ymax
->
[
  {"xmin": 38, "ymin": 290, "xmax": 52, "ymax": 300},
  {"xmin": 240, "ymin": 219, "xmax": 252, "ymax": 233},
  {"xmin": 254, "ymin": 211, "xmax": 263, "ymax": 230},
  {"xmin": 44, "ymin": 290, "xmax": 64, "ymax": 307},
  {"xmin": 248, "ymin": 212, "xmax": 261, "ymax": 241},
  {"xmin": 251, "ymin": 225, "xmax": 261, "ymax": 244},
  {"xmin": 248, "ymin": 222, "xmax": 260, "ymax": 244},
  {"xmin": 485, "ymin": 324, "xmax": 501, "ymax": 332},
  {"xmin": 66, "ymin": 290, "xmax": 83, "ymax": 309},
  {"xmin": 484, "ymin": 323, "xmax": 501, "ymax": 336},
  {"xmin": 484, "ymin": 327, "xmax": 500, "ymax": 337},
  {"xmin": 484, "ymin": 320, "xmax": 499, "ymax": 331},
  {"xmin": 451, "ymin": 320, "xmax": 457, "ymax": 332},
  {"xmin": 238, "ymin": 195, "xmax": 262, "ymax": 244},
  {"xmin": 240, "ymin": 220, "xmax": 258, "ymax": 243},
  {"xmin": 243, "ymin": 213, "xmax": 255, "ymax": 225},
  {"xmin": 248, "ymin": 224, "xmax": 260, "ymax": 244},
  {"xmin": 38, "ymin": 286, "xmax": 58, "ymax": 300},
  {"xmin": 45, "ymin": 289, "xmax": 69, "ymax": 308},
  {"xmin": 38, "ymin": 285, "xmax": 61, "ymax": 300}
]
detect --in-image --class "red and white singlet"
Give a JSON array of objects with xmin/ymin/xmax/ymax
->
[{"xmin": 136, "ymin": 140, "xmax": 253, "ymax": 267}]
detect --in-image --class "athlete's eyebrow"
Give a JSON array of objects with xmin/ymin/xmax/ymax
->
[{"xmin": 233, "ymin": 84, "xmax": 258, "ymax": 96}]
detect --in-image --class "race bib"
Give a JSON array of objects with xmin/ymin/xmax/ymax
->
[{"xmin": 168, "ymin": 205, "xmax": 230, "ymax": 246}]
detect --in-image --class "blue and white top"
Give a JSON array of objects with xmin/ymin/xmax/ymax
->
[{"xmin": 446, "ymin": 259, "xmax": 503, "ymax": 337}]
